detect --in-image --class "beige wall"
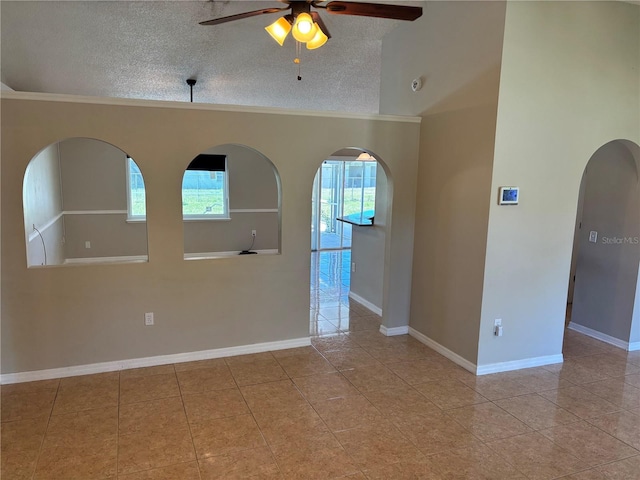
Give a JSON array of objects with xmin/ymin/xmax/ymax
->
[
  {"xmin": 380, "ymin": 0, "xmax": 506, "ymax": 364},
  {"xmin": 479, "ymin": 1, "xmax": 640, "ymax": 366},
  {"xmin": 59, "ymin": 138, "xmax": 127, "ymax": 211},
  {"xmin": 572, "ymin": 141, "xmax": 640, "ymax": 343},
  {"xmin": 23, "ymin": 144, "xmax": 62, "ymax": 231},
  {"xmin": 0, "ymin": 96, "xmax": 420, "ymax": 374},
  {"xmin": 23, "ymin": 143, "xmax": 64, "ymax": 266},
  {"xmin": 349, "ymin": 164, "xmax": 388, "ymax": 310},
  {"xmin": 58, "ymin": 138, "xmax": 148, "ymax": 260}
]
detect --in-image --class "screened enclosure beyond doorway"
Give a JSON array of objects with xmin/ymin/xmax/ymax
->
[{"xmin": 311, "ymin": 159, "xmax": 377, "ymax": 251}]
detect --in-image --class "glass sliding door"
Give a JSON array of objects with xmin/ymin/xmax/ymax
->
[{"xmin": 311, "ymin": 159, "xmax": 377, "ymax": 251}]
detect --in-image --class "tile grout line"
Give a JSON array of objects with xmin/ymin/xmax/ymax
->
[
  {"xmin": 173, "ymin": 363, "xmax": 203, "ymax": 480},
  {"xmin": 231, "ymin": 352, "xmax": 285, "ymax": 478},
  {"xmin": 30, "ymin": 379, "xmax": 61, "ymax": 480}
]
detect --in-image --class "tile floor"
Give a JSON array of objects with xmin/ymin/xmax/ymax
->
[{"xmin": 2, "ymin": 251, "xmax": 640, "ymax": 479}]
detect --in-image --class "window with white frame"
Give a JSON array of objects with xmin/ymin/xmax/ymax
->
[
  {"xmin": 181, "ymin": 154, "xmax": 229, "ymax": 219},
  {"xmin": 126, "ymin": 156, "xmax": 146, "ymax": 220}
]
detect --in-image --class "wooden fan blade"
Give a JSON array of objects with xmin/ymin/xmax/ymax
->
[
  {"xmin": 311, "ymin": 11, "xmax": 332, "ymax": 39},
  {"xmin": 324, "ymin": 1, "xmax": 422, "ymax": 21},
  {"xmin": 200, "ymin": 7, "xmax": 288, "ymax": 26}
]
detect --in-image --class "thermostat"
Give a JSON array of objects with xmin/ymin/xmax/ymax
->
[{"xmin": 498, "ymin": 186, "xmax": 519, "ymax": 205}]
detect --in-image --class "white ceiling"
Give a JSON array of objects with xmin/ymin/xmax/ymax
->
[{"xmin": 1, "ymin": 1, "xmax": 423, "ymax": 113}]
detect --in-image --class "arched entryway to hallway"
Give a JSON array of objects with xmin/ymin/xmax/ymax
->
[
  {"xmin": 567, "ymin": 139, "xmax": 640, "ymax": 351},
  {"xmin": 309, "ymin": 148, "xmax": 391, "ymax": 337}
]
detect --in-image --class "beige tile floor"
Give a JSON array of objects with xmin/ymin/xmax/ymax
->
[{"xmin": 2, "ymin": 251, "xmax": 640, "ymax": 479}]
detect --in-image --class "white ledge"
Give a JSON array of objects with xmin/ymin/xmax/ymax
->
[{"xmin": 1, "ymin": 91, "xmax": 422, "ymax": 124}]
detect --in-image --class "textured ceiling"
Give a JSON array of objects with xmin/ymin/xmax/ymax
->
[{"xmin": 1, "ymin": 1, "xmax": 423, "ymax": 113}]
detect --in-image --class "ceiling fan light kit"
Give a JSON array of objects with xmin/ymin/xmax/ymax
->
[{"xmin": 201, "ymin": 1, "xmax": 422, "ymax": 51}]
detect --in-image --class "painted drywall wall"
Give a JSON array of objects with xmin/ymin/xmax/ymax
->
[
  {"xmin": 59, "ymin": 138, "xmax": 128, "ymax": 211},
  {"xmin": 478, "ymin": 1, "xmax": 640, "ymax": 366},
  {"xmin": 567, "ymin": 174, "xmax": 587, "ymax": 305},
  {"xmin": 27, "ymin": 216, "xmax": 65, "ymax": 267},
  {"xmin": 380, "ymin": 0, "xmax": 506, "ymax": 364},
  {"xmin": 632, "ymin": 262, "xmax": 640, "ymax": 346},
  {"xmin": 56, "ymin": 138, "xmax": 148, "ymax": 260},
  {"xmin": 183, "ymin": 144, "xmax": 279, "ymax": 255},
  {"xmin": 23, "ymin": 144, "xmax": 62, "ymax": 235},
  {"xmin": 0, "ymin": 95, "xmax": 420, "ymax": 374},
  {"xmin": 572, "ymin": 141, "xmax": 640, "ymax": 343},
  {"xmin": 23, "ymin": 143, "xmax": 64, "ymax": 266},
  {"xmin": 349, "ymin": 164, "xmax": 387, "ymax": 310}
]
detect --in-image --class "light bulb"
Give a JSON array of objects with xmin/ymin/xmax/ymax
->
[{"xmin": 292, "ymin": 13, "xmax": 317, "ymax": 43}]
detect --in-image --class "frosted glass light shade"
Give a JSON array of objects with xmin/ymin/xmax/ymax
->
[
  {"xmin": 265, "ymin": 16, "xmax": 292, "ymax": 46},
  {"xmin": 306, "ymin": 26, "xmax": 328, "ymax": 50}
]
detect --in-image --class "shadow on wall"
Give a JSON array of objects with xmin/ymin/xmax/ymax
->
[
  {"xmin": 569, "ymin": 139, "xmax": 640, "ymax": 350},
  {"xmin": 23, "ymin": 138, "xmax": 148, "ymax": 267}
]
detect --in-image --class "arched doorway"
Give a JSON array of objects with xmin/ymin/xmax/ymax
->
[
  {"xmin": 309, "ymin": 148, "xmax": 390, "ymax": 336},
  {"xmin": 568, "ymin": 140, "xmax": 640, "ymax": 350}
]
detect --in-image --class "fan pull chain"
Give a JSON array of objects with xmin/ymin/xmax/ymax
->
[{"xmin": 295, "ymin": 41, "xmax": 302, "ymax": 81}]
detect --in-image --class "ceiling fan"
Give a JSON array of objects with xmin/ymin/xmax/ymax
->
[{"xmin": 200, "ymin": 1, "xmax": 423, "ymax": 50}]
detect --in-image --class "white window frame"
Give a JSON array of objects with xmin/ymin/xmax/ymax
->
[
  {"xmin": 126, "ymin": 156, "xmax": 146, "ymax": 222},
  {"xmin": 182, "ymin": 158, "xmax": 230, "ymax": 221}
]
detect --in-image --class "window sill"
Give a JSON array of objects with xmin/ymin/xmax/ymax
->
[{"xmin": 183, "ymin": 217, "xmax": 231, "ymax": 222}]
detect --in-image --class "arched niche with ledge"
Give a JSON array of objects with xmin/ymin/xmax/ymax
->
[
  {"xmin": 310, "ymin": 147, "xmax": 391, "ymax": 331},
  {"xmin": 23, "ymin": 137, "xmax": 148, "ymax": 267},
  {"xmin": 182, "ymin": 144, "xmax": 281, "ymax": 259}
]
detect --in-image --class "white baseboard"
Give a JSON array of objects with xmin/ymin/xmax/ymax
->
[
  {"xmin": 64, "ymin": 255, "xmax": 148, "ymax": 265},
  {"xmin": 0, "ymin": 336, "xmax": 311, "ymax": 385},
  {"xmin": 408, "ymin": 327, "xmax": 563, "ymax": 376},
  {"xmin": 629, "ymin": 342, "xmax": 640, "ymax": 352},
  {"xmin": 348, "ymin": 291, "xmax": 382, "ymax": 316},
  {"xmin": 380, "ymin": 325, "xmax": 409, "ymax": 337},
  {"xmin": 408, "ymin": 327, "xmax": 477, "ymax": 374},
  {"xmin": 568, "ymin": 322, "xmax": 631, "ymax": 351},
  {"xmin": 476, "ymin": 354, "xmax": 564, "ymax": 376}
]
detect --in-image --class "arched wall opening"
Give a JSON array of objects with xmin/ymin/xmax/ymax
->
[
  {"xmin": 23, "ymin": 137, "xmax": 148, "ymax": 267},
  {"xmin": 568, "ymin": 139, "xmax": 640, "ymax": 350},
  {"xmin": 181, "ymin": 143, "xmax": 282, "ymax": 259},
  {"xmin": 309, "ymin": 147, "xmax": 392, "ymax": 336}
]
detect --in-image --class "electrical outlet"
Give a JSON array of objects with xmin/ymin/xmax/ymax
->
[
  {"xmin": 85, "ymin": 241, "xmax": 91, "ymax": 249},
  {"xmin": 251, "ymin": 230, "xmax": 256, "ymax": 237},
  {"xmin": 144, "ymin": 312, "xmax": 154, "ymax": 326},
  {"xmin": 352, "ymin": 262, "xmax": 356, "ymax": 273}
]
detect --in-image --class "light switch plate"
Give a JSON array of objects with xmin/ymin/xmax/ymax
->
[{"xmin": 589, "ymin": 231, "xmax": 598, "ymax": 243}]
